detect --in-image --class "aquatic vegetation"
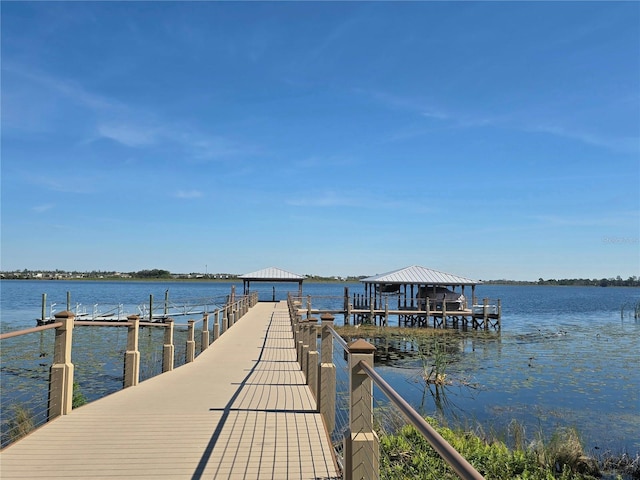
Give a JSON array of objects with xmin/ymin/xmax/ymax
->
[
  {"xmin": 5, "ymin": 405, "xmax": 35, "ymax": 443},
  {"xmin": 379, "ymin": 417, "xmax": 600, "ymax": 479},
  {"xmin": 72, "ymin": 381, "xmax": 87, "ymax": 408}
]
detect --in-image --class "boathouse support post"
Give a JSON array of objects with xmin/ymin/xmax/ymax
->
[
  {"xmin": 483, "ymin": 298, "xmax": 489, "ymax": 328},
  {"xmin": 213, "ymin": 310, "xmax": 220, "ymax": 341},
  {"xmin": 201, "ymin": 313, "xmax": 210, "ymax": 351},
  {"xmin": 318, "ymin": 313, "xmax": 336, "ymax": 433},
  {"xmin": 369, "ymin": 296, "xmax": 375, "ymax": 325},
  {"xmin": 186, "ymin": 320, "xmax": 196, "ymax": 363},
  {"xmin": 124, "ymin": 315, "xmax": 140, "ymax": 388},
  {"xmin": 306, "ymin": 318, "xmax": 319, "ymax": 399},
  {"xmin": 344, "ymin": 339, "xmax": 379, "ymax": 480},
  {"xmin": 384, "ymin": 298, "xmax": 389, "ymax": 327},
  {"xmin": 48, "ymin": 311, "xmax": 75, "ymax": 420},
  {"xmin": 162, "ymin": 319, "xmax": 174, "ymax": 373},
  {"xmin": 41, "ymin": 293, "xmax": 47, "ymax": 323},
  {"xmin": 442, "ymin": 299, "xmax": 447, "ymax": 328}
]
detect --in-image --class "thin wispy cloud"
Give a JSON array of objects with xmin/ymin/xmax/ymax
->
[
  {"xmin": 174, "ymin": 190, "xmax": 204, "ymax": 199},
  {"xmin": 527, "ymin": 124, "xmax": 639, "ymax": 154},
  {"xmin": 2, "ymin": 61, "xmax": 120, "ymax": 113},
  {"xmin": 362, "ymin": 88, "xmax": 638, "ymax": 154},
  {"xmin": 97, "ymin": 123, "xmax": 158, "ymax": 147},
  {"xmin": 531, "ymin": 212, "xmax": 638, "ymax": 229},
  {"xmin": 32, "ymin": 204, "xmax": 55, "ymax": 213},
  {"xmin": 4, "ymin": 61, "xmax": 259, "ymax": 162},
  {"xmin": 293, "ymin": 155, "xmax": 359, "ymax": 169},
  {"xmin": 287, "ymin": 191, "xmax": 361, "ymax": 208},
  {"xmin": 287, "ymin": 190, "xmax": 437, "ymax": 214},
  {"xmin": 26, "ymin": 173, "xmax": 97, "ymax": 194}
]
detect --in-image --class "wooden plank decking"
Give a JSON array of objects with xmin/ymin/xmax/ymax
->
[{"xmin": 0, "ymin": 301, "xmax": 340, "ymax": 479}]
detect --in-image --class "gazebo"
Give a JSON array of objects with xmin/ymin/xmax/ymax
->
[
  {"xmin": 239, "ymin": 267, "xmax": 304, "ymax": 300},
  {"xmin": 360, "ymin": 265, "xmax": 479, "ymax": 311}
]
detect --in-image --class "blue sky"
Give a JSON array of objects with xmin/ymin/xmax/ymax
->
[{"xmin": 1, "ymin": 2, "xmax": 638, "ymax": 280}]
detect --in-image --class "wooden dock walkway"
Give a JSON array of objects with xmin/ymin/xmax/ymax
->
[{"xmin": 0, "ymin": 302, "xmax": 340, "ymax": 479}]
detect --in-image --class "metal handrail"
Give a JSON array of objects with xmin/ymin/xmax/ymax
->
[
  {"xmin": 358, "ymin": 360, "xmax": 485, "ymax": 480},
  {"xmin": 327, "ymin": 325, "xmax": 348, "ymax": 352}
]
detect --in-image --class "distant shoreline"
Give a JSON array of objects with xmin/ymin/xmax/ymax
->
[{"xmin": 1, "ymin": 277, "xmax": 638, "ymax": 287}]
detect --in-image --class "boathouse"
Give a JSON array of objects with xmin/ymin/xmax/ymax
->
[
  {"xmin": 349, "ymin": 265, "xmax": 498, "ymax": 328},
  {"xmin": 240, "ymin": 267, "xmax": 304, "ymax": 299},
  {"xmin": 361, "ymin": 265, "xmax": 478, "ymax": 310}
]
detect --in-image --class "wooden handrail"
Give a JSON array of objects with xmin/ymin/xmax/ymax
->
[
  {"xmin": 0, "ymin": 322, "xmax": 63, "ymax": 340},
  {"xmin": 358, "ymin": 360, "xmax": 485, "ymax": 480}
]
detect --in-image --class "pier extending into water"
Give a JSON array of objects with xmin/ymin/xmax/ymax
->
[{"xmin": 1, "ymin": 289, "xmax": 485, "ymax": 480}]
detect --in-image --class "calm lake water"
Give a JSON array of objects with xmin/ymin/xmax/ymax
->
[{"xmin": 1, "ymin": 280, "xmax": 639, "ymax": 455}]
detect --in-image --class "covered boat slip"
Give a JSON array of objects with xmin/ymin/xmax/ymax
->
[
  {"xmin": 353, "ymin": 265, "xmax": 500, "ymax": 329},
  {"xmin": 240, "ymin": 265, "xmax": 501, "ymax": 329},
  {"xmin": 240, "ymin": 267, "xmax": 304, "ymax": 300}
]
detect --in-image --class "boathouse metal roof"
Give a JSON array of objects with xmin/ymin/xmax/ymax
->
[
  {"xmin": 239, "ymin": 267, "xmax": 304, "ymax": 281},
  {"xmin": 361, "ymin": 265, "xmax": 478, "ymax": 286}
]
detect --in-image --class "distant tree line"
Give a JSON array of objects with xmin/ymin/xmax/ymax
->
[
  {"xmin": 536, "ymin": 276, "xmax": 639, "ymax": 287},
  {"xmin": 482, "ymin": 277, "xmax": 639, "ymax": 287},
  {"xmin": 131, "ymin": 269, "xmax": 171, "ymax": 279}
]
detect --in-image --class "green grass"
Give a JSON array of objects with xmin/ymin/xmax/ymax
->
[{"xmin": 379, "ymin": 417, "xmax": 601, "ymax": 480}]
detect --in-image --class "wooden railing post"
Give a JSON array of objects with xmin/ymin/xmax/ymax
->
[
  {"xmin": 296, "ymin": 314, "xmax": 304, "ymax": 366},
  {"xmin": 213, "ymin": 309, "xmax": 220, "ymax": 341},
  {"xmin": 124, "ymin": 315, "xmax": 140, "ymax": 388},
  {"xmin": 186, "ymin": 320, "xmax": 196, "ymax": 363},
  {"xmin": 201, "ymin": 313, "xmax": 210, "ymax": 352},
  {"xmin": 221, "ymin": 306, "xmax": 228, "ymax": 334},
  {"xmin": 163, "ymin": 318, "xmax": 174, "ymax": 373},
  {"xmin": 48, "ymin": 311, "xmax": 75, "ymax": 420},
  {"xmin": 344, "ymin": 339, "xmax": 379, "ymax": 480},
  {"xmin": 229, "ymin": 305, "xmax": 235, "ymax": 328},
  {"xmin": 318, "ymin": 313, "xmax": 336, "ymax": 434},
  {"xmin": 306, "ymin": 318, "xmax": 318, "ymax": 399},
  {"xmin": 300, "ymin": 319, "xmax": 309, "ymax": 377},
  {"xmin": 292, "ymin": 301, "xmax": 301, "ymax": 334}
]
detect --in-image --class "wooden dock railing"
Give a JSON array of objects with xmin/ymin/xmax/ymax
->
[
  {"xmin": 287, "ymin": 294, "xmax": 485, "ymax": 480},
  {"xmin": 0, "ymin": 291, "xmax": 258, "ymax": 448},
  {"xmin": 289, "ymin": 292, "xmax": 500, "ymax": 329}
]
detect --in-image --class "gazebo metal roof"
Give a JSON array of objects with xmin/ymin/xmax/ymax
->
[
  {"xmin": 361, "ymin": 265, "xmax": 478, "ymax": 286},
  {"xmin": 239, "ymin": 267, "xmax": 304, "ymax": 281}
]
